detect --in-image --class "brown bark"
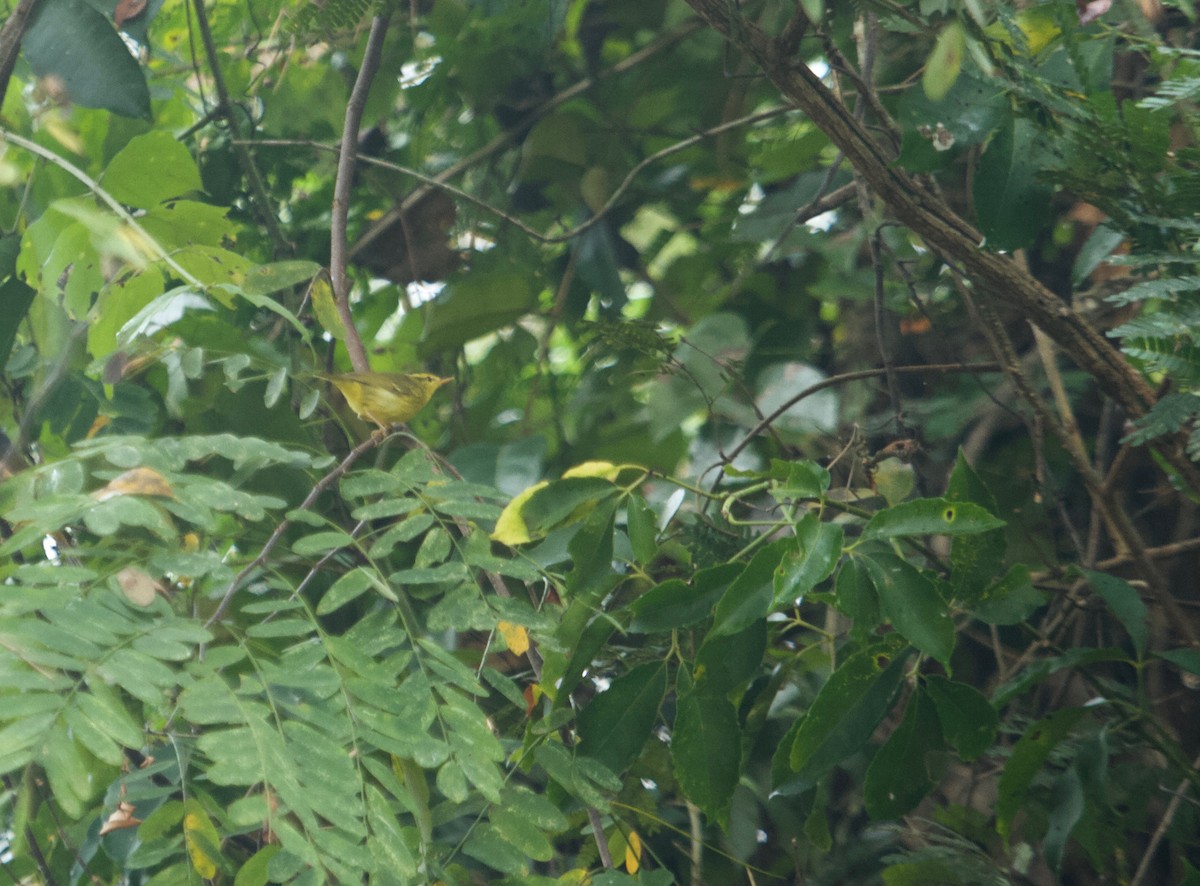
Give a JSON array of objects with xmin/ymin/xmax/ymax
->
[{"xmin": 681, "ymin": 0, "xmax": 1200, "ymax": 491}]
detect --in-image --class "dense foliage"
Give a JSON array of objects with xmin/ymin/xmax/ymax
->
[{"xmin": 1, "ymin": 0, "xmax": 1199, "ymax": 883}]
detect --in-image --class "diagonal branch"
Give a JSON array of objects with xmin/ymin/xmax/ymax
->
[{"xmin": 680, "ymin": 0, "xmax": 1200, "ymax": 494}]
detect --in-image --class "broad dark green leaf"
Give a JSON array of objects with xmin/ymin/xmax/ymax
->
[
  {"xmin": 864, "ymin": 553, "xmax": 955, "ymax": 666},
  {"xmin": 923, "ymin": 675, "xmax": 998, "ymax": 760},
  {"xmin": 577, "ymin": 661, "xmax": 667, "ymax": 773},
  {"xmin": 996, "ymin": 707, "xmax": 1087, "ymax": 840},
  {"xmin": 1157, "ymin": 647, "xmax": 1200, "ymax": 677},
  {"xmin": 773, "ymin": 515, "xmax": 843, "ymax": 607},
  {"xmin": 23, "ymin": 0, "xmax": 151, "ymax": 118},
  {"xmin": 1085, "ymin": 570, "xmax": 1148, "ymax": 658},
  {"xmin": 864, "ymin": 688, "xmax": 942, "ymax": 819},
  {"xmin": 673, "ymin": 687, "xmax": 740, "ymax": 823},
  {"xmin": 992, "ymin": 647, "xmax": 1129, "ymax": 707},
  {"xmin": 834, "ymin": 557, "xmax": 880, "ymax": 634},
  {"xmin": 788, "ymin": 638, "xmax": 911, "ymax": 782},
  {"xmin": 625, "ymin": 493, "xmax": 658, "ymax": 565},
  {"xmin": 1044, "ymin": 767, "xmax": 1084, "ymax": 872},
  {"xmin": 710, "ymin": 540, "xmax": 789, "ymax": 638},
  {"xmin": 862, "ymin": 498, "xmax": 1005, "ymax": 541},
  {"xmin": 973, "ymin": 116, "xmax": 1053, "ymax": 250},
  {"xmin": 946, "ymin": 450, "xmax": 1007, "ymax": 605},
  {"xmin": 421, "ymin": 267, "xmax": 539, "ymax": 352},
  {"xmin": 627, "ymin": 563, "xmax": 741, "ymax": 633},
  {"xmin": 972, "ymin": 564, "xmax": 1046, "ymax": 625},
  {"xmin": 695, "ymin": 619, "xmax": 766, "ymax": 696},
  {"xmin": 520, "ymin": 477, "xmax": 618, "ymax": 536}
]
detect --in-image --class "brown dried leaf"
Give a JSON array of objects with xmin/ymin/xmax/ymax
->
[
  {"xmin": 114, "ymin": 0, "xmax": 147, "ymax": 27},
  {"xmin": 117, "ymin": 566, "xmax": 164, "ymax": 607},
  {"xmin": 99, "ymin": 802, "xmax": 141, "ymax": 835}
]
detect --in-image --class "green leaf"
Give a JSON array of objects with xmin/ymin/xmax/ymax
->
[
  {"xmin": 104, "ymin": 132, "xmax": 203, "ymax": 208},
  {"xmin": 992, "ymin": 647, "xmax": 1128, "ymax": 707},
  {"xmin": 1084, "ymin": 570, "xmax": 1148, "ymax": 658},
  {"xmin": 773, "ymin": 515, "xmax": 843, "ymax": 607},
  {"xmin": 996, "ymin": 707, "xmax": 1087, "ymax": 840},
  {"xmin": 972, "ymin": 564, "xmax": 1046, "ymax": 625},
  {"xmin": 695, "ymin": 619, "xmax": 766, "ymax": 696},
  {"xmin": 834, "ymin": 556, "xmax": 880, "ymax": 636},
  {"xmin": 627, "ymin": 563, "xmax": 741, "ymax": 633},
  {"xmin": 768, "ymin": 459, "xmax": 831, "ymax": 500},
  {"xmin": 710, "ymin": 540, "xmax": 789, "ymax": 638},
  {"xmin": 577, "ymin": 661, "xmax": 667, "ymax": 773},
  {"xmin": 923, "ymin": 675, "xmax": 997, "ymax": 760},
  {"xmin": 974, "ymin": 116, "xmax": 1053, "ymax": 251},
  {"xmin": 520, "ymin": 477, "xmax": 618, "ymax": 536},
  {"xmin": 946, "ymin": 450, "xmax": 1007, "ymax": 605},
  {"xmin": 1157, "ymin": 647, "xmax": 1200, "ymax": 677},
  {"xmin": 317, "ymin": 567, "xmax": 376, "ymax": 615},
  {"xmin": 1044, "ymin": 767, "xmax": 1084, "ymax": 872},
  {"xmin": 864, "ymin": 688, "xmax": 942, "ymax": 818},
  {"xmin": 462, "ymin": 823, "xmax": 530, "ymax": 876},
  {"xmin": 22, "ymin": 0, "xmax": 151, "ymax": 118},
  {"xmin": 235, "ymin": 846, "xmax": 282, "ymax": 886},
  {"xmin": 488, "ymin": 805, "xmax": 554, "ymax": 862},
  {"xmin": 672, "ymin": 687, "xmax": 740, "ymax": 823},
  {"xmin": 421, "ymin": 266, "xmax": 539, "ymax": 352},
  {"xmin": 788, "ymin": 638, "xmax": 911, "ymax": 782},
  {"xmin": 862, "ymin": 498, "xmax": 1005, "ymax": 541},
  {"xmin": 625, "ymin": 493, "xmax": 658, "ymax": 565},
  {"xmin": 864, "ymin": 554, "xmax": 955, "ymax": 666},
  {"xmin": 292, "ymin": 530, "xmax": 355, "ymax": 557}
]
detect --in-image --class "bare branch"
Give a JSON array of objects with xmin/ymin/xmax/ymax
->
[
  {"xmin": 191, "ymin": 0, "xmax": 289, "ymax": 254},
  {"xmin": 0, "ymin": 0, "xmax": 40, "ymax": 111},
  {"xmin": 680, "ymin": 0, "xmax": 1200, "ymax": 494},
  {"xmin": 330, "ymin": 12, "xmax": 391, "ymax": 372}
]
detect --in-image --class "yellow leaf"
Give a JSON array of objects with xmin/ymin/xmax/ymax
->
[
  {"xmin": 183, "ymin": 801, "xmax": 221, "ymax": 879},
  {"xmin": 92, "ymin": 467, "xmax": 174, "ymax": 501},
  {"xmin": 491, "ymin": 481, "xmax": 548, "ymax": 545},
  {"xmin": 984, "ymin": 8, "xmax": 1062, "ymax": 56},
  {"xmin": 497, "ymin": 620, "xmax": 530, "ymax": 656},
  {"xmin": 625, "ymin": 830, "xmax": 642, "ymax": 874},
  {"xmin": 306, "ymin": 269, "xmax": 344, "ymax": 341},
  {"xmin": 923, "ymin": 20, "xmax": 965, "ymax": 102},
  {"xmin": 555, "ymin": 871, "xmax": 590, "ymax": 885},
  {"xmin": 562, "ymin": 461, "xmax": 620, "ymax": 480}
]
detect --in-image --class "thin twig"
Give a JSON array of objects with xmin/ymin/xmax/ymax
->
[
  {"xmin": 1131, "ymin": 747, "xmax": 1200, "ymax": 886},
  {"xmin": 249, "ymin": 106, "xmax": 795, "ymax": 249},
  {"xmin": 588, "ymin": 807, "xmax": 614, "ymax": 869},
  {"xmin": 722, "ymin": 361, "xmax": 1003, "ymax": 465},
  {"xmin": 0, "ymin": 129, "xmax": 202, "ymax": 287},
  {"xmin": 349, "ymin": 21, "xmax": 705, "ymax": 258},
  {"xmin": 688, "ymin": 800, "xmax": 703, "ymax": 886},
  {"xmin": 957, "ymin": 277, "xmax": 1199, "ymax": 647},
  {"xmin": 329, "ymin": 13, "xmax": 391, "ymax": 372},
  {"xmin": 205, "ymin": 431, "xmax": 384, "ymax": 626},
  {"xmin": 191, "ymin": 0, "xmax": 289, "ymax": 254}
]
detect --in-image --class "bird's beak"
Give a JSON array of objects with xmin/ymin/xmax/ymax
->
[{"xmin": 436, "ymin": 376, "xmax": 453, "ymax": 388}]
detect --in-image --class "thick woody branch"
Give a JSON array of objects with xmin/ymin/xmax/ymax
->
[{"xmin": 681, "ymin": 0, "xmax": 1200, "ymax": 492}]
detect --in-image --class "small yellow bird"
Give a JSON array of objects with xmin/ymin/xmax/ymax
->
[{"xmin": 321, "ymin": 371, "xmax": 452, "ymax": 428}]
